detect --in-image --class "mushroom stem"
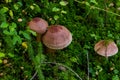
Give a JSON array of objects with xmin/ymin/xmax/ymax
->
[
  {"xmin": 45, "ymin": 48, "xmax": 56, "ymax": 61},
  {"xmin": 47, "ymin": 48, "xmax": 56, "ymax": 54},
  {"xmin": 36, "ymin": 33, "xmax": 41, "ymax": 42}
]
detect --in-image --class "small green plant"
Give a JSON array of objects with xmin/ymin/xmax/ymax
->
[{"xmin": 0, "ymin": 52, "xmax": 5, "ymax": 63}]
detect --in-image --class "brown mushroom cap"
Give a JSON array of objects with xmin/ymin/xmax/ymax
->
[
  {"xmin": 42, "ymin": 25, "xmax": 72, "ymax": 49},
  {"xmin": 94, "ymin": 40, "xmax": 118, "ymax": 57},
  {"xmin": 28, "ymin": 17, "xmax": 48, "ymax": 34}
]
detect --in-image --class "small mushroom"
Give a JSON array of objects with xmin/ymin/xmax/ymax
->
[
  {"xmin": 42, "ymin": 25, "xmax": 72, "ymax": 50},
  {"xmin": 28, "ymin": 17, "xmax": 48, "ymax": 42},
  {"xmin": 94, "ymin": 40, "xmax": 118, "ymax": 57}
]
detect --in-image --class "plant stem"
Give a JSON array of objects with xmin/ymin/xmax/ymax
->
[
  {"xmin": 42, "ymin": 62, "xmax": 83, "ymax": 80},
  {"xmin": 74, "ymin": 0, "xmax": 120, "ymax": 17},
  {"xmin": 28, "ymin": 42, "xmax": 45, "ymax": 80},
  {"xmin": 86, "ymin": 52, "xmax": 90, "ymax": 80},
  {"xmin": 30, "ymin": 71, "xmax": 37, "ymax": 80},
  {"xmin": 104, "ymin": 0, "xmax": 107, "ymax": 28},
  {"xmin": 31, "ymin": 62, "xmax": 82, "ymax": 80},
  {"xmin": 35, "ymin": 42, "xmax": 45, "ymax": 80}
]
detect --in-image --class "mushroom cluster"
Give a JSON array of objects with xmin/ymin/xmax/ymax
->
[
  {"xmin": 28, "ymin": 17, "xmax": 72, "ymax": 50},
  {"xmin": 94, "ymin": 40, "xmax": 118, "ymax": 57}
]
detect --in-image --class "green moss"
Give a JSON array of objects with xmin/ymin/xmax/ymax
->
[{"xmin": 0, "ymin": 0, "xmax": 120, "ymax": 80}]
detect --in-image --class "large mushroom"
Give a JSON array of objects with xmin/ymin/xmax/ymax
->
[
  {"xmin": 94, "ymin": 40, "xmax": 118, "ymax": 57},
  {"xmin": 42, "ymin": 25, "xmax": 72, "ymax": 50},
  {"xmin": 28, "ymin": 17, "xmax": 48, "ymax": 42}
]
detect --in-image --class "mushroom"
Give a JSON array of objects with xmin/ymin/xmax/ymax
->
[
  {"xmin": 28, "ymin": 17, "xmax": 48, "ymax": 42},
  {"xmin": 42, "ymin": 25, "xmax": 72, "ymax": 54},
  {"xmin": 42, "ymin": 25, "xmax": 72, "ymax": 49},
  {"xmin": 94, "ymin": 40, "xmax": 118, "ymax": 57}
]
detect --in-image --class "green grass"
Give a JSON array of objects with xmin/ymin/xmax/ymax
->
[{"xmin": 0, "ymin": 0, "xmax": 120, "ymax": 80}]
